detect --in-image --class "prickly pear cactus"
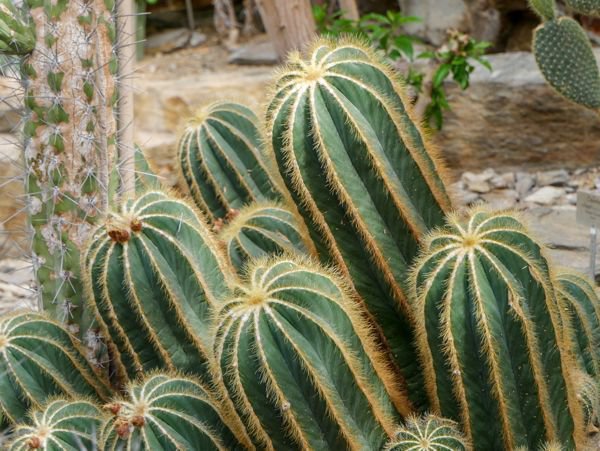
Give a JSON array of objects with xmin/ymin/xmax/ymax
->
[
  {"xmin": 215, "ymin": 257, "xmax": 409, "ymax": 450},
  {"xmin": 0, "ymin": 311, "xmax": 111, "ymax": 424},
  {"xmin": 0, "ymin": 0, "xmax": 122, "ymax": 340},
  {"xmin": 101, "ymin": 373, "xmax": 250, "ymax": 450},
  {"xmin": 384, "ymin": 415, "xmax": 468, "ymax": 451},
  {"xmin": 7, "ymin": 399, "xmax": 105, "ymax": 451},
  {"xmin": 566, "ymin": 0, "xmax": 600, "ymax": 16},
  {"xmin": 530, "ymin": 0, "xmax": 600, "ymax": 109}
]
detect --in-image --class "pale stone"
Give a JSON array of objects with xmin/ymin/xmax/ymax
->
[{"xmin": 525, "ymin": 186, "xmax": 565, "ymax": 205}]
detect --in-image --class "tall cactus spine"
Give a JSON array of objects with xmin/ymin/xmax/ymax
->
[
  {"xmin": 7, "ymin": 399, "xmax": 105, "ymax": 451},
  {"xmin": 0, "ymin": 0, "xmax": 122, "ymax": 339},
  {"xmin": 218, "ymin": 201, "xmax": 315, "ymax": 271},
  {"xmin": 0, "ymin": 311, "xmax": 111, "ymax": 424},
  {"xmin": 410, "ymin": 207, "xmax": 584, "ymax": 450},
  {"xmin": 267, "ymin": 38, "xmax": 453, "ymax": 408},
  {"xmin": 178, "ymin": 101, "xmax": 285, "ymax": 220},
  {"xmin": 214, "ymin": 257, "xmax": 409, "ymax": 451},
  {"xmin": 82, "ymin": 190, "xmax": 234, "ymax": 382},
  {"xmin": 555, "ymin": 270, "xmax": 600, "ymax": 378},
  {"xmin": 384, "ymin": 414, "xmax": 469, "ymax": 451},
  {"xmin": 100, "ymin": 373, "xmax": 250, "ymax": 450}
]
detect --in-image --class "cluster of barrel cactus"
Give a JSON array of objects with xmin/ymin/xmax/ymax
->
[
  {"xmin": 530, "ymin": 0, "xmax": 600, "ymax": 109},
  {"xmin": 0, "ymin": 30, "xmax": 599, "ymax": 451}
]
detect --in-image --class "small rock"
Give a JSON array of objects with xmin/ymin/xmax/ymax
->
[
  {"xmin": 189, "ymin": 31, "xmax": 207, "ymax": 48},
  {"xmin": 566, "ymin": 193, "xmax": 577, "ymax": 205},
  {"xmin": 515, "ymin": 172, "xmax": 536, "ymax": 198},
  {"xmin": 462, "ymin": 169, "xmax": 496, "ymax": 193},
  {"xmin": 490, "ymin": 172, "xmax": 515, "ymax": 189},
  {"xmin": 536, "ymin": 169, "xmax": 570, "ymax": 187},
  {"xmin": 525, "ymin": 186, "xmax": 565, "ymax": 206},
  {"xmin": 482, "ymin": 189, "xmax": 519, "ymax": 210},
  {"xmin": 146, "ymin": 28, "xmax": 191, "ymax": 54},
  {"xmin": 228, "ymin": 40, "xmax": 279, "ymax": 65}
]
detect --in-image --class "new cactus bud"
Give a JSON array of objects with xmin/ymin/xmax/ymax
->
[
  {"xmin": 384, "ymin": 414, "xmax": 468, "ymax": 451},
  {"xmin": 83, "ymin": 190, "xmax": 234, "ymax": 382},
  {"xmin": 215, "ymin": 256, "xmax": 410, "ymax": 451},
  {"xmin": 0, "ymin": 312, "xmax": 111, "ymax": 424},
  {"xmin": 533, "ymin": 16, "xmax": 600, "ymax": 109},
  {"xmin": 218, "ymin": 201, "xmax": 314, "ymax": 271},
  {"xmin": 555, "ymin": 270, "xmax": 600, "ymax": 378},
  {"xmin": 100, "ymin": 373, "xmax": 248, "ymax": 450},
  {"xmin": 178, "ymin": 101, "xmax": 285, "ymax": 220},
  {"xmin": 529, "ymin": 0, "xmax": 557, "ymax": 20},
  {"xmin": 268, "ymin": 37, "xmax": 453, "ymax": 409},
  {"xmin": 565, "ymin": 0, "xmax": 600, "ymax": 16},
  {"xmin": 410, "ymin": 207, "xmax": 584, "ymax": 450},
  {"xmin": 7, "ymin": 399, "xmax": 105, "ymax": 451}
]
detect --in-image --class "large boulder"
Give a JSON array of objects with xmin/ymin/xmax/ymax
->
[{"xmin": 436, "ymin": 50, "xmax": 600, "ymax": 171}]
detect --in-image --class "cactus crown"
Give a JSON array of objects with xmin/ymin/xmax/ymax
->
[
  {"xmin": 384, "ymin": 414, "xmax": 469, "ymax": 451},
  {"xmin": 8, "ymin": 399, "xmax": 105, "ymax": 451}
]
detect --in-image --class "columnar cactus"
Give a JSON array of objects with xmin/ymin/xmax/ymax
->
[
  {"xmin": 218, "ymin": 202, "xmax": 314, "ymax": 271},
  {"xmin": 268, "ymin": 38, "xmax": 453, "ymax": 408},
  {"xmin": 0, "ymin": 0, "xmax": 122, "ymax": 339},
  {"xmin": 410, "ymin": 207, "xmax": 584, "ymax": 450},
  {"xmin": 178, "ymin": 101, "xmax": 285, "ymax": 220},
  {"xmin": 83, "ymin": 190, "xmax": 234, "ymax": 382},
  {"xmin": 214, "ymin": 257, "xmax": 410, "ymax": 450},
  {"xmin": 530, "ymin": 0, "xmax": 600, "ymax": 108},
  {"xmin": 7, "ymin": 399, "xmax": 105, "ymax": 450},
  {"xmin": 0, "ymin": 312, "xmax": 111, "ymax": 424},
  {"xmin": 555, "ymin": 270, "xmax": 600, "ymax": 378},
  {"xmin": 100, "ymin": 373, "xmax": 249, "ymax": 450},
  {"xmin": 384, "ymin": 415, "xmax": 468, "ymax": 451}
]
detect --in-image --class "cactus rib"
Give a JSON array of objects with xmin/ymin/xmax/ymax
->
[
  {"xmin": 410, "ymin": 207, "xmax": 584, "ymax": 450},
  {"xmin": 178, "ymin": 101, "xmax": 285, "ymax": 220},
  {"xmin": 215, "ymin": 256, "xmax": 409, "ymax": 450},
  {"xmin": 268, "ymin": 38, "xmax": 452, "ymax": 409},
  {"xmin": 0, "ymin": 311, "xmax": 111, "ymax": 424},
  {"xmin": 82, "ymin": 190, "xmax": 233, "ymax": 382}
]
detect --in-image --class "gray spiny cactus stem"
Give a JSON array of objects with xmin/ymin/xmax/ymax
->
[{"xmin": 0, "ymin": 0, "xmax": 122, "ymax": 342}]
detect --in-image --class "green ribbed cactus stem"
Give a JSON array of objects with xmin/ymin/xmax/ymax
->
[
  {"xmin": 410, "ymin": 207, "xmax": 584, "ymax": 450},
  {"xmin": 215, "ymin": 257, "xmax": 410, "ymax": 450},
  {"xmin": 0, "ymin": 311, "xmax": 111, "ymax": 424},
  {"xmin": 82, "ymin": 190, "xmax": 234, "ymax": 383},
  {"xmin": 384, "ymin": 415, "xmax": 468, "ymax": 451},
  {"xmin": 529, "ymin": 0, "xmax": 557, "ymax": 20},
  {"xmin": 533, "ymin": 16, "xmax": 600, "ymax": 109},
  {"xmin": 0, "ymin": 0, "xmax": 34, "ymax": 54},
  {"xmin": 572, "ymin": 370, "xmax": 600, "ymax": 431},
  {"xmin": 0, "ymin": 0, "xmax": 122, "ymax": 340},
  {"xmin": 134, "ymin": 145, "xmax": 163, "ymax": 194},
  {"xmin": 268, "ymin": 38, "xmax": 453, "ymax": 409},
  {"xmin": 555, "ymin": 270, "xmax": 600, "ymax": 378},
  {"xmin": 566, "ymin": 0, "xmax": 600, "ymax": 16},
  {"xmin": 178, "ymin": 101, "xmax": 285, "ymax": 220},
  {"xmin": 7, "ymin": 399, "xmax": 105, "ymax": 450},
  {"xmin": 218, "ymin": 201, "xmax": 315, "ymax": 271},
  {"xmin": 100, "ymin": 373, "xmax": 250, "ymax": 450}
]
